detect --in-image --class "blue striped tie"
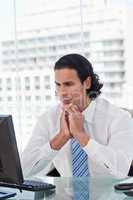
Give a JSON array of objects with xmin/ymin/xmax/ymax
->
[
  {"xmin": 72, "ymin": 178, "xmax": 90, "ymax": 200},
  {"xmin": 71, "ymin": 138, "xmax": 89, "ymax": 177}
]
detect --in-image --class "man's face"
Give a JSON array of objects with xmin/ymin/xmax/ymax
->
[{"xmin": 55, "ymin": 68, "xmax": 91, "ymax": 109}]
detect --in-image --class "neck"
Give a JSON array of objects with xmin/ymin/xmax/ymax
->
[{"xmin": 82, "ymin": 97, "xmax": 91, "ymax": 111}]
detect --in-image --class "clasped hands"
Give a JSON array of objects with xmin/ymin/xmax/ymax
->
[
  {"xmin": 60, "ymin": 103, "xmax": 90, "ymax": 147},
  {"xmin": 60, "ymin": 103, "xmax": 84, "ymax": 139},
  {"xmin": 50, "ymin": 103, "xmax": 90, "ymax": 150}
]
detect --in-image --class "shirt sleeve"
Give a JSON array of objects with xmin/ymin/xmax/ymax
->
[
  {"xmin": 83, "ymin": 112, "xmax": 133, "ymax": 179},
  {"xmin": 21, "ymin": 112, "xmax": 58, "ymax": 178}
]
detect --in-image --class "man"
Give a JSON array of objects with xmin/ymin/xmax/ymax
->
[{"xmin": 22, "ymin": 53, "xmax": 133, "ymax": 179}]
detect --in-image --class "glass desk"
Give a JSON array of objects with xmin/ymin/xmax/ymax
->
[{"xmin": 0, "ymin": 176, "xmax": 132, "ymax": 200}]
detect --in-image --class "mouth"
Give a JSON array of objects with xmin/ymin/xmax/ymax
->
[{"xmin": 62, "ymin": 98, "xmax": 72, "ymax": 105}]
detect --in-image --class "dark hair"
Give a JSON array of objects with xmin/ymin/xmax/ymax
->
[{"xmin": 54, "ymin": 53, "xmax": 103, "ymax": 99}]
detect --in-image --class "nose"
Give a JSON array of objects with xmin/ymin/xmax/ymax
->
[{"xmin": 56, "ymin": 85, "xmax": 68, "ymax": 97}]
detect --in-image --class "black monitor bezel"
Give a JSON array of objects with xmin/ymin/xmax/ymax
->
[{"xmin": 0, "ymin": 115, "xmax": 24, "ymax": 186}]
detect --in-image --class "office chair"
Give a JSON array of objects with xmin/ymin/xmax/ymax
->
[
  {"xmin": 46, "ymin": 168, "xmax": 60, "ymax": 177},
  {"xmin": 123, "ymin": 108, "xmax": 133, "ymax": 177}
]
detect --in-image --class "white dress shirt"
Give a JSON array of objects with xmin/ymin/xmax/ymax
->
[{"xmin": 21, "ymin": 97, "xmax": 133, "ymax": 179}]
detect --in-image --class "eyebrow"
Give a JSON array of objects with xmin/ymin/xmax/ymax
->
[
  {"xmin": 55, "ymin": 81, "xmax": 60, "ymax": 85},
  {"xmin": 55, "ymin": 81, "xmax": 74, "ymax": 85}
]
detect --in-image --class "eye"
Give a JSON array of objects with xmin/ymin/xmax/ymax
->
[
  {"xmin": 64, "ymin": 82, "xmax": 74, "ymax": 86},
  {"xmin": 55, "ymin": 82, "xmax": 60, "ymax": 87}
]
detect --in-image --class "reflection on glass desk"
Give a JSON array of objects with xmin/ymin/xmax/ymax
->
[{"xmin": 0, "ymin": 176, "xmax": 132, "ymax": 200}]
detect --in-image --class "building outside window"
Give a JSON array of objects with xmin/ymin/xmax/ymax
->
[{"xmin": 0, "ymin": 0, "xmax": 133, "ymax": 150}]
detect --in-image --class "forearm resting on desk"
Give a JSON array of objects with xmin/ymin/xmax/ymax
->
[{"xmin": 21, "ymin": 142, "xmax": 58, "ymax": 177}]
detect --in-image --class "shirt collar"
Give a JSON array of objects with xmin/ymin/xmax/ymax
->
[{"xmin": 83, "ymin": 99, "xmax": 96, "ymax": 123}]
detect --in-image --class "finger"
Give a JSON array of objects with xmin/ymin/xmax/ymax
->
[
  {"xmin": 63, "ymin": 103, "xmax": 73, "ymax": 110},
  {"xmin": 65, "ymin": 107, "xmax": 75, "ymax": 115},
  {"xmin": 65, "ymin": 111, "xmax": 69, "ymax": 121},
  {"xmin": 64, "ymin": 105, "xmax": 74, "ymax": 113},
  {"xmin": 61, "ymin": 110, "xmax": 68, "ymax": 123},
  {"xmin": 64, "ymin": 103, "xmax": 81, "ymax": 114},
  {"xmin": 73, "ymin": 104, "xmax": 81, "ymax": 112},
  {"xmin": 67, "ymin": 105, "xmax": 81, "ymax": 115},
  {"xmin": 61, "ymin": 109, "xmax": 66, "ymax": 117},
  {"xmin": 70, "ymin": 106, "xmax": 77, "ymax": 114}
]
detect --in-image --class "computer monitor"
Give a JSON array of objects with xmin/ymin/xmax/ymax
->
[
  {"xmin": 0, "ymin": 115, "xmax": 56, "ymax": 195},
  {"xmin": 0, "ymin": 115, "xmax": 24, "ymax": 186}
]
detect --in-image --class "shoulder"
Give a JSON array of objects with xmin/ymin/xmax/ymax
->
[
  {"xmin": 38, "ymin": 103, "xmax": 61, "ymax": 123},
  {"xmin": 95, "ymin": 97, "xmax": 131, "ymax": 119}
]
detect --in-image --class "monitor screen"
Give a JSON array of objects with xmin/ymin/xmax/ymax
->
[{"xmin": 0, "ymin": 115, "xmax": 24, "ymax": 185}]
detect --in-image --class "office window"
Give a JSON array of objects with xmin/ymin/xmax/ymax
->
[
  {"xmin": 6, "ymin": 78, "xmax": 11, "ymax": 84},
  {"xmin": 45, "ymin": 95, "xmax": 51, "ymax": 101},
  {"xmin": 7, "ymin": 87, "xmax": 12, "ymax": 91},
  {"xmin": 34, "ymin": 76, "xmax": 40, "ymax": 82},
  {"xmin": 7, "ymin": 96, "xmax": 12, "ymax": 101},
  {"xmin": 25, "ymin": 96, "xmax": 31, "ymax": 101},
  {"xmin": 25, "ymin": 76, "xmax": 30, "ymax": 83},
  {"xmin": 0, "ymin": 0, "xmax": 132, "ymax": 150},
  {"xmin": 25, "ymin": 86, "xmax": 30, "ymax": 90},
  {"xmin": 35, "ymin": 95, "xmax": 41, "ymax": 101},
  {"xmin": 44, "ymin": 76, "xmax": 50, "ymax": 82},
  {"xmin": 35, "ymin": 85, "xmax": 40, "ymax": 90},
  {"xmin": 45, "ymin": 84, "xmax": 51, "ymax": 90}
]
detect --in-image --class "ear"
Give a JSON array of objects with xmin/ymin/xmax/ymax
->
[{"xmin": 83, "ymin": 77, "xmax": 91, "ymax": 89}]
